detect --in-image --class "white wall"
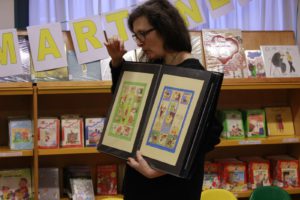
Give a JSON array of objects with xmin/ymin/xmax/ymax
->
[{"xmin": 0, "ymin": 0, "xmax": 14, "ymax": 29}]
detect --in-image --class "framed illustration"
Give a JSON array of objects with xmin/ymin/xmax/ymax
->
[{"xmin": 98, "ymin": 62, "xmax": 223, "ymax": 177}]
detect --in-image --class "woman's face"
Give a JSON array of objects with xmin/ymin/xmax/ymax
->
[{"xmin": 132, "ymin": 16, "xmax": 165, "ymax": 60}]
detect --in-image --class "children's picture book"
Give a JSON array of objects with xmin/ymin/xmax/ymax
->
[
  {"xmin": 70, "ymin": 178, "xmax": 95, "ymax": 200},
  {"xmin": 67, "ymin": 50, "xmax": 102, "ymax": 81},
  {"xmin": 38, "ymin": 168, "xmax": 60, "ymax": 200},
  {"xmin": 215, "ymin": 158, "xmax": 248, "ymax": 192},
  {"xmin": 190, "ymin": 31, "xmax": 204, "ymax": 66},
  {"xmin": 0, "ymin": 168, "xmax": 32, "ymax": 200},
  {"xmin": 265, "ymin": 107, "xmax": 295, "ymax": 136},
  {"xmin": 85, "ymin": 117, "xmax": 106, "ymax": 147},
  {"xmin": 9, "ymin": 119, "xmax": 33, "ymax": 150},
  {"xmin": 203, "ymin": 162, "xmax": 221, "ymax": 190},
  {"xmin": 98, "ymin": 62, "xmax": 223, "ymax": 177},
  {"xmin": 202, "ymin": 29, "xmax": 247, "ymax": 78},
  {"xmin": 239, "ymin": 156, "xmax": 271, "ymax": 189},
  {"xmin": 38, "ymin": 118, "xmax": 60, "ymax": 149},
  {"xmin": 260, "ymin": 45, "xmax": 300, "ymax": 77},
  {"xmin": 97, "ymin": 165, "xmax": 118, "ymax": 195},
  {"xmin": 219, "ymin": 110, "xmax": 245, "ymax": 139},
  {"xmin": 61, "ymin": 117, "xmax": 84, "ymax": 148},
  {"xmin": 267, "ymin": 155, "xmax": 299, "ymax": 188},
  {"xmin": 0, "ymin": 35, "xmax": 31, "ymax": 82},
  {"xmin": 244, "ymin": 109, "xmax": 267, "ymax": 138},
  {"xmin": 31, "ymin": 64, "xmax": 69, "ymax": 82},
  {"xmin": 244, "ymin": 50, "xmax": 266, "ymax": 78}
]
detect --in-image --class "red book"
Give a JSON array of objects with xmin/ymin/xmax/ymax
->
[{"xmin": 97, "ymin": 165, "xmax": 118, "ymax": 195}]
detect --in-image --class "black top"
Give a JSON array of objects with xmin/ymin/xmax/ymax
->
[{"xmin": 110, "ymin": 58, "xmax": 222, "ymax": 200}]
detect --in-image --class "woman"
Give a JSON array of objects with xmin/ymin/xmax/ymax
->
[{"xmin": 104, "ymin": 0, "xmax": 222, "ymax": 199}]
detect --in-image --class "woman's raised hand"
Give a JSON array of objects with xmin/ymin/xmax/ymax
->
[{"xmin": 104, "ymin": 36, "xmax": 127, "ymax": 67}]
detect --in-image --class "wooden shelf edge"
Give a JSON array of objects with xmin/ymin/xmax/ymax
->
[
  {"xmin": 217, "ymin": 136, "xmax": 300, "ymax": 147},
  {"xmin": 222, "ymin": 77, "xmax": 300, "ymax": 90},
  {"xmin": 233, "ymin": 187, "xmax": 300, "ymax": 198},
  {"xmin": 0, "ymin": 146, "xmax": 33, "ymax": 157},
  {"xmin": 0, "ymin": 82, "xmax": 33, "ymax": 95},
  {"xmin": 37, "ymin": 81, "xmax": 112, "ymax": 94},
  {"xmin": 38, "ymin": 147, "xmax": 99, "ymax": 155}
]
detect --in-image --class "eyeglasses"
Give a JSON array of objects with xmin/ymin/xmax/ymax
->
[{"xmin": 132, "ymin": 28, "xmax": 155, "ymax": 43}]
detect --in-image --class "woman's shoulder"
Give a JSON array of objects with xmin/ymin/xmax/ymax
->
[{"xmin": 178, "ymin": 58, "xmax": 205, "ymax": 70}]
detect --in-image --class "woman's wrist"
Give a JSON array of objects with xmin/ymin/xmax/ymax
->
[{"xmin": 111, "ymin": 58, "xmax": 123, "ymax": 68}]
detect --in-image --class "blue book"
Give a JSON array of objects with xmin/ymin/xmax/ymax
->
[{"xmin": 9, "ymin": 119, "xmax": 33, "ymax": 150}]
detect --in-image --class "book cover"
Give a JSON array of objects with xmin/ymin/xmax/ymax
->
[
  {"xmin": 203, "ymin": 162, "xmax": 221, "ymax": 190},
  {"xmin": 0, "ymin": 168, "xmax": 33, "ymax": 200},
  {"xmin": 70, "ymin": 178, "xmax": 95, "ymax": 200},
  {"xmin": 219, "ymin": 110, "xmax": 245, "ymax": 139},
  {"xmin": 244, "ymin": 50, "xmax": 266, "ymax": 77},
  {"xmin": 38, "ymin": 168, "xmax": 60, "ymax": 200},
  {"xmin": 98, "ymin": 62, "xmax": 223, "ymax": 177},
  {"xmin": 267, "ymin": 155, "xmax": 299, "ymax": 188},
  {"xmin": 190, "ymin": 31, "xmax": 204, "ymax": 66},
  {"xmin": 202, "ymin": 29, "xmax": 247, "ymax": 78},
  {"xmin": 38, "ymin": 118, "xmax": 60, "ymax": 149},
  {"xmin": 265, "ymin": 107, "xmax": 295, "ymax": 136},
  {"xmin": 244, "ymin": 109, "xmax": 267, "ymax": 138},
  {"xmin": 0, "ymin": 35, "xmax": 31, "ymax": 82},
  {"xmin": 85, "ymin": 117, "xmax": 106, "ymax": 147},
  {"xmin": 96, "ymin": 165, "xmax": 118, "ymax": 195},
  {"xmin": 260, "ymin": 45, "xmax": 300, "ymax": 77},
  {"xmin": 9, "ymin": 119, "xmax": 33, "ymax": 150},
  {"xmin": 61, "ymin": 117, "xmax": 84, "ymax": 148},
  {"xmin": 67, "ymin": 50, "xmax": 102, "ymax": 81}
]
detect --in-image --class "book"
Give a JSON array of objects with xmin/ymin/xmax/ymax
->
[
  {"xmin": 98, "ymin": 62, "xmax": 223, "ymax": 177},
  {"xmin": 244, "ymin": 50, "xmax": 266, "ymax": 77},
  {"xmin": 70, "ymin": 178, "xmax": 95, "ymax": 200},
  {"xmin": 38, "ymin": 118, "xmax": 60, "ymax": 149},
  {"xmin": 266, "ymin": 155, "xmax": 299, "ymax": 188},
  {"xmin": 85, "ymin": 117, "xmax": 106, "ymax": 147},
  {"xmin": 244, "ymin": 109, "xmax": 267, "ymax": 138},
  {"xmin": 190, "ymin": 31, "xmax": 204, "ymax": 66},
  {"xmin": 61, "ymin": 117, "xmax": 84, "ymax": 148},
  {"xmin": 202, "ymin": 29, "xmax": 247, "ymax": 78},
  {"xmin": 203, "ymin": 162, "xmax": 221, "ymax": 190},
  {"xmin": 219, "ymin": 110, "xmax": 245, "ymax": 139},
  {"xmin": 239, "ymin": 156, "xmax": 271, "ymax": 189},
  {"xmin": 67, "ymin": 50, "xmax": 102, "ymax": 81},
  {"xmin": 0, "ymin": 168, "xmax": 33, "ymax": 200},
  {"xmin": 9, "ymin": 119, "xmax": 33, "ymax": 150},
  {"xmin": 265, "ymin": 107, "xmax": 295, "ymax": 136},
  {"xmin": 260, "ymin": 45, "xmax": 300, "ymax": 77},
  {"xmin": 96, "ymin": 165, "xmax": 118, "ymax": 195},
  {"xmin": 38, "ymin": 168, "xmax": 60, "ymax": 200}
]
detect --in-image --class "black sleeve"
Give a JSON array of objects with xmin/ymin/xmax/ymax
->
[
  {"xmin": 201, "ymin": 117, "xmax": 223, "ymax": 153},
  {"xmin": 110, "ymin": 61, "xmax": 123, "ymax": 94}
]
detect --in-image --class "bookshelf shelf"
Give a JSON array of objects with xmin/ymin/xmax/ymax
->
[
  {"xmin": 38, "ymin": 147, "xmax": 98, "ymax": 155},
  {"xmin": 222, "ymin": 77, "xmax": 300, "ymax": 90},
  {"xmin": 0, "ymin": 82, "xmax": 33, "ymax": 95},
  {"xmin": 36, "ymin": 81, "xmax": 112, "ymax": 94},
  {"xmin": 0, "ymin": 146, "xmax": 33, "ymax": 157},
  {"xmin": 217, "ymin": 136, "xmax": 300, "ymax": 147}
]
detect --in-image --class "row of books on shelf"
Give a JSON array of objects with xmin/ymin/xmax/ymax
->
[
  {"xmin": 219, "ymin": 106, "xmax": 295, "ymax": 139},
  {"xmin": 1, "ymin": 29, "xmax": 300, "ymax": 84},
  {"xmin": 7, "ymin": 115, "xmax": 106, "ymax": 150},
  {"xmin": 203, "ymin": 154, "xmax": 299, "ymax": 192},
  {"xmin": 0, "ymin": 164, "xmax": 122, "ymax": 200}
]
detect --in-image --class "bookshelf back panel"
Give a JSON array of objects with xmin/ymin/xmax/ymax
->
[
  {"xmin": 289, "ymin": 90, "xmax": 300, "ymax": 136},
  {"xmin": 0, "ymin": 157, "xmax": 33, "ymax": 169},
  {"xmin": 242, "ymin": 31, "xmax": 295, "ymax": 50},
  {"xmin": 0, "ymin": 95, "xmax": 32, "ymax": 146},
  {"xmin": 37, "ymin": 93, "xmax": 112, "ymax": 117},
  {"xmin": 206, "ymin": 144, "xmax": 289, "ymax": 160},
  {"xmin": 218, "ymin": 89, "xmax": 289, "ymax": 109}
]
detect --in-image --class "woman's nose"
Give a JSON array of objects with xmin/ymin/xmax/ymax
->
[{"xmin": 136, "ymin": 40, "xmax": 144, "ymax": 47}]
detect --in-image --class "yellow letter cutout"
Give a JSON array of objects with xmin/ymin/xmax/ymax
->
[
  {"xmin": 175, "ymin": 0, "xmax": 204, "ymax": 27},
  {"xmin": 38, "ymin": 29, "xmax": 62, "ymax": 61},
  {"xmin": 0, "ymin": 32, "xmax": 17, "ymax": 65}
]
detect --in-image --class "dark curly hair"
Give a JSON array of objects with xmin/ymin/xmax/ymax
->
[{"xmin": 128, "ymin": 0, "xmax": 191, "ymax": 53}]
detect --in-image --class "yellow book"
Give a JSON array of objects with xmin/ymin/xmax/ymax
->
[{"xmin": 265, "ymin": 107, "xmax": 295, "ymax": 136}]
